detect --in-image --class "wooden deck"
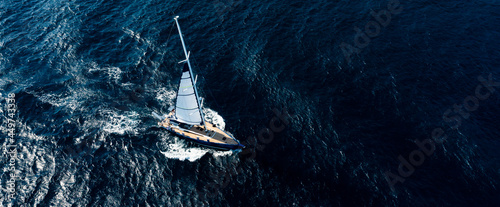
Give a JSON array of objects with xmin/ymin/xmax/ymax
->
[{"xmin": 159, "ymin": 111, "xmax": 238, "ymax": 145}]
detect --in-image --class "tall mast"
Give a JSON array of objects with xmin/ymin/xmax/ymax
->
[{"xmin": 174, "ymin": 16, "xmax": 206, "ymax": 128}]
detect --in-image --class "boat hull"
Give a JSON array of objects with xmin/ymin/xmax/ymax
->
[
  {"xmin": 157, "ymin": 110, "xmax": 244, "ymax": 151},
  {"xmin": 161, "ymin": 126, "xmax": 244, "ymax": 151}
]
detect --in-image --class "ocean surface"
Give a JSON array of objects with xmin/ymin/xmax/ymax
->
[{"xmin": 1, "ymin": 0, "xmax": 500, "ymax": 206}]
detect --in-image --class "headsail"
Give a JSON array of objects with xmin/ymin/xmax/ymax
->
[{"xmin": 175, "ymin": 63, "xmax": 203, "ymax": 125}]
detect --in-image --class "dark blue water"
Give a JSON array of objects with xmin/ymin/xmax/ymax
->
[{"xmin": 1, "ymin": 0, "xmax": 500, "ymax": 206}]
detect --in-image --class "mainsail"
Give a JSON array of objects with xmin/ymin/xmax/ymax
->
[
  {"xmin": 175, "ymin": 63, "xmax": 203, "ymax": 125},
  {"xmin": 173, "ymin": 16, "xmax": 205, "ymax": 126}
]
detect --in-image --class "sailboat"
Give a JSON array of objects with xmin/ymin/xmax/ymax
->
[{"xmin": 154, "ymin": 16, "xmax": 245, "ymax": 151}]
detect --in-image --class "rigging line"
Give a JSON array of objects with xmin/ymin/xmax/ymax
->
[
  {"xmin": 164, "ymin": 21, "xmax": 176, "ymax": 51},
  {"xmin": 191, "ymin": 19, "xmax": 230, "ymax": 110},
  {"xmin": 203, "ymin": 76, "xmax": 221, "ymax": 108},
  {"xmin": 188, "ymin": 49, "xmax": 222, "ymax": 109},
  {"xmin": 156, "ymin": 21, "xmax": 176, "ymax": 76}
]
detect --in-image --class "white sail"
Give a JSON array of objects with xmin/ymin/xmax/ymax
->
[{"xmin": 175, "ymin": 63, "xmax": 203, "ymax": 125}]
